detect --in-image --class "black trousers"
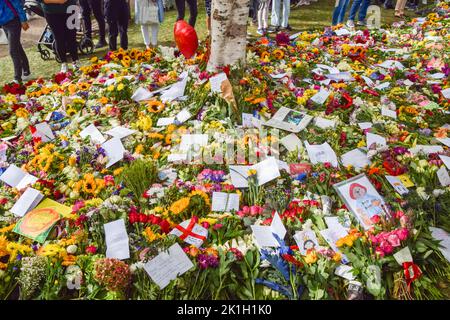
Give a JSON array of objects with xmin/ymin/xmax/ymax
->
[
  {"xmin": 45, "ymin": 12, "xmax": 79, "ymax": 63},
  {"xmin": 1, "ymin": 18, "xmax": 30, "ymax": 81},
  {"xmin": 79, "ymin": 0, "xmax": 106, "ymax": 41},
  {"xmin": 175, "ymin": 0, "xmax": 198, "ymax": 27},
  {"xmin": 104, "ymin": 0, "xmax": 129, "ymax": 50}
]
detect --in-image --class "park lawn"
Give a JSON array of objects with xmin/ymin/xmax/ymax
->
[{"xmin": 0, "ymin": 2, "xmax": 405, "ymax": 85}]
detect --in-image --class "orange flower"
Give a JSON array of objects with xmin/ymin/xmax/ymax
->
[
  {"xmin": 147, "ymin": 100, "xmax": 165, "ymax": 113},
  {"xmin": 434, "ymin": 127, "xmax": 448, "ymax": 139}
]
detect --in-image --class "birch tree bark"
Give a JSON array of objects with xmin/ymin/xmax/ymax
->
[{"xmin": 207, "ymin": 0, "xmax": 250, "ymax": 72}]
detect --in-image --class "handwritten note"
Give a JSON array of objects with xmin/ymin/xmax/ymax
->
[
  {"xmin": 0, "ymin": 164, "xmax": 38, "ymax": 189},
  {"xmin": 10, "ymin": 188, "xmax": 43, "ymax": 217},
  {"xmin": 211, "ymin": 192, "xmax": 240, "ymax": 212},
  {"xmin": 104, "ymin": 219, "xmax": 130, "ymax": 260},
  {"xmin": 251, "ymin": 212, "xmax": 286, "ymax": 247},
  {"xmin": 80, "ymin": 124, "xmax": 106, "ymax": 144}
]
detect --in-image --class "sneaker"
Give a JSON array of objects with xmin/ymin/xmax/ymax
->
[
  {"xmin": 22, "ymin": 72, "xmax": 32, "ymax": 82},
  {"xmin": 284, "ymin": 25, "xmax": 293, "ymax": 31},
  {"xmin": 256, "ymin": 29, "xmax": 264, "ymax": 35},
  {"xmin": 346, "ymin": 20, "xmax": 355, "ymax": 28},
  {"xmin": 95, "ymin": 40, "xmax": 107, "ymax": 49},
  {"xmin": 72, "ymin": 60, "xmax": 81, "ymax": 70},
  {"xmin": 267, "ymin": 26, "xmax": 279, "ymax": 33},
  {"xmin": 357, "ymin": 20, "xmax": 367, "ymax": 26},
  {"xmin": 12, "ymin": 79, "xmax": 20, "ymax": 84},
  {"xmin": 60, "ymin": 63, "xmax": 68, "ymax": 73}
]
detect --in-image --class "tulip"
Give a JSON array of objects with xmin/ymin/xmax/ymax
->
[
  {"xmin": 387, "ymin": 233, "xmax": 401, "ymax": 247},
  {"xmin": 396, "ymin": 228, "xmax": 409, "ymax": 241}
]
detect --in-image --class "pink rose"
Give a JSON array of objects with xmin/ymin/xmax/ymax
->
[
  {"xmin": 375, "ymin": 247, "xmax": 385, "ymax": 258},
  {"xmin": 399, "ymin": 215, "xmax": 409, "ymax": 227},
  {"xmin": 369, "ymin": 234, "xmax": 378, "ymax": 245},
  {"xmin": 213, "ymin": 223, "xmax": 223, "ymax": 230},
  {"xmin": 395, "ymin": 210, "xmax": 405, "ymax": 219},
  {"xmin": 380, "ymin": 240, "xmax": 394, "ymax": 254},
  {"xmin": 396, "ymin": 228, "xmax": 409, "ymax": 241},
  {"xmin": 387, "ymin": 233, "xmax": 401, "ymax": 247},
  {"xmin": 242, "ymin": 206, "xmax": 250, "ymax": 215},
  {"xmin": 201, "ymin": 222, "xmax": 210, "ymax": 229},
  {"xmin": 250, "ymin": 206, "xmax": 260, "ymax": 216},
  {"xmin": 370, "ymin": 215, "xmax": 381, "ymax": 224},
  {"xmin": 236, "ymin": 210, "xmax": 245, "ymax": 218}
]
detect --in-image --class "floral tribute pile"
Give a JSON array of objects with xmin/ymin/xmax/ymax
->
[{"xmin": 0, "ymin": 3, "xmax": 449, "ymax": 300}]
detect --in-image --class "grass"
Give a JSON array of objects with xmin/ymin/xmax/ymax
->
[{"xmin": 0, "ymin": 2, "xmax": 410, "ymax": 85}]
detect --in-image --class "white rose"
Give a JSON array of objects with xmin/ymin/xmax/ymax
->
[{"xmin": 66, "ymin": 245, "xmax": 78, "ymax": 254}]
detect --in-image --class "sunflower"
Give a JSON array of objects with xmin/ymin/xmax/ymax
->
[
  {"xmin": 147, "ymin": 100, "xmax": 165, "ymax": 113},
  {"xmin": 260, "ymin": 51, "xmax": 270, "ymax": 60},
  {"xmin": 170, "ymin": 197, "xmax": 190, "ymax": 215},
  {"xmin": 189, "ymin": 190, "xmax": 210, "ymax": 206},
  {"xmin": 272, "ymin": 49, "xmax": 284, "ymax": 60}
]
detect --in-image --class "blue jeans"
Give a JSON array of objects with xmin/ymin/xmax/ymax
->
[
  {"xmin": 332, "ymin": 0, "xmax": 351, "ymax": 25},
  {"xmin": 348, "ymin": 0, "xmax": 371, "ymax": 22}
]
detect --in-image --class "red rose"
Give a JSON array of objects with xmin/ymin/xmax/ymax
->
[
  {"xmin": 159, "ymin": 220, "xmax": 170, "ymax": 234},
  {"xmin": 129, "ymin": 212, "xmax": 139, "ymax": 224},
  {"xmin": 85, "ymin": 246, "xmax": 97, "ymax": 254},
  {"xmin": 139, "ymin": 213, "xmax": 148, "ymax": 223}
]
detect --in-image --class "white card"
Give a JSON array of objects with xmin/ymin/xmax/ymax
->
[
  {"xmin": 209, "ymin": 72, "xmax": 228, "ymax": 93},
  {"xmin": 179, "ymin": 134, "xmax": 208, "ymax": 152},
  {"xmin": 304, "ymin": 141, "xmax": 339, "ymax": 167},
  {"xmin": 264, "ymin": 107, "xmax": 313, "ymax": 133},
  {"xmin": 80, "ymin": 124, "xmax": 106, "ymax": 144},
  {"xmin": 105, "ymin": 126, "xmax": 136, "ymax": 139},
  {"xmin": 251, "ymin": 212, "xmax": 286, "ymax": 247},
  {"xmin": 157, "ymin": 117, "xmax": 175, "ymax": 126},
  {"xmin": 341, "ymin": 148, "xmax": 371, "ymax": 170},
  {"xmin": 439, "ymin": 155, "xmax": 450, "ymax": 170},
  {"xmin": 436, "ymin": 137, "xmax": 450, "ymax": 147},
  {"xmin": 293, "ymin": 230, "xmax": 320, "ymax": 255},
  {"xmin": 358, "ymin": 122, "xmax": 372, "ymax": 130},
  {"xmin": 393, "ymin": 247, "xmax": 413, "ymax": 265},
  {"xmin": 430, "ymin": 227, "xmax": 450, "ymax": 263},
  {"xmin": 102, "ymin": 138, "xmax": 125, "ymax": 168},
  {"xmin": 104, "ymin": 219, "xmax": 130, "ymax": 260},
  {"xmin": 229, "ymin": 165, "xmax": 251, "ymax": 188},
  {"xmin": 314, "ymin": 117, "xmax": 336, "ymax": 129},
  {"xmin": 335, "ymin": 28, "xmax": 351, "ymax": 36},
  {"xmin": 167, "ymin": 153, "xmax": 187, "ymax": 162},
  {"xmin": 176, "ymin": 109, "xmax": 192, "ymax": 123},
  {"xmin": 252, "ymin": 157, "xmax": 281, "ymax": 186},
  {"xmin": 34, "ymin": 122, "xmax": 55, "ymax": 142},
  {"xmin": 10, "ymin": 188, "xmax": 43, "ymax": 217},
  {"xmin": 381, "ymin": 106, "xmax": 397, "ymax": 119},
  {"xmin": 428, "ymin": 73, "xmax": 445, "ymax": 79},
  {"xmin": 375, "ymin": 82, "xmax": 390, "ymax": 90},
  {"xmin": 437, "ymin": 166, "xmax": 450, "ymax": 187},
  {"xmin": 242, "ymin": 113, "xmax": 256, "ymax": 128},
  {"xmin": 335, "ymin": 264, "xmax": 355, "ymax": 280},
  {"xmin": 409, "ymin": 145, "xmax": 444, "ymax": 155},
  {"xmin": 280, "ymin": 133, "xmax": 302, "ymax": 152},
  {"xmin": 160, "ymin": 72, "xmax": 188, "ymax": 102},
  {"xmin": 170, "ymin": 219, "xmax": 208, "ymax": 248},
  {"xmin": 320, "ymin": 226, "xmax": 348, "ymax": 258},
  {"xmin": 441, "ymin": 88, "xmax": 450, "ymax": 99},
  {"xmin": 143, "ymin": 243, "xmax": 194, "ymax": 289},
  {"xmin": 131, "ymin": 87, "xmax": 152, "ymax": 102},
  {"xmin": 378, "ymin": 60, "xmax": 405, "ymax": 70},
  {"xmin": 0, "ymin": 164, "xmax": 38, "ymax": 189},
  {"xmin": 211, "ymin": 192, "xmax": 240, "ymax": 212},
  {"xmin": 385, "ymin": 175, "xmax": 409, "ymax": 195},
  {"xmin": 310, "ymin": 88, "xmax": 330, "ymax": 105},
  {"xmin": 366, "ymin": 132, "xmax": 386, "ymax": 148},
  {"xmin": 362, "ymin": 76, "xmax": 375, "ymax": 87}
]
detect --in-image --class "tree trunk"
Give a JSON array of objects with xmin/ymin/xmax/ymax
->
[{"xmin": 207, "ymin": 0, "xmax": 250, "ymax": 72}]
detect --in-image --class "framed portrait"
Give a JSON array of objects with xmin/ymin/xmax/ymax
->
[{"xmin": 333, "ymin": 174, "xmax": 388, "ymax": 230}]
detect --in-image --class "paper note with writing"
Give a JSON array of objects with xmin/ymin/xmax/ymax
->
[
  {"xmin": 362, "ymin": 76, "xmax": 375, "ymax": 87},
  {"xmin": 280, "ymin": 133, "xmax": 302, "ymax": 152},
  {"xmin": 341, "ymin": 148, "xmax": 371, "ymax": 170},
  {"xmin": 242, "ymin": 113, "xmax": 257, "ymax": 128},
  {"xmin": 264, "ymin": 107, "xmax": 313, "ymax": 133},
  {"xmin": 176, "ymin": 109, "xmax": 192, "ymax": 123},
  {"xmin": 386, "ymin": 175, "xmax": 409, "ymax": 195},
  {"xmin": 251, "ymin": 212, "xmax": 286, "ymax": 247},
  {"xmin": 441, "ymin": 88, "xmax": 450, "ymax": 99},
  {"xmin": 310, "ymin": 88, "xmax": 330, "ymax": 105},
  {"xmin": 429, "ymin": 227, "xmax": 450, "ymax": 263},
  {"xmin": 325, "ymin": 215, "xmax": 351, "ymax": 231},
  {"xmin": 102, "ymin": 138, "xmax": 125, "ymax": 168},
  {"xmin": 366, "ymin": 132, "xmax": 386, "ymax": 148},
  {"xmin": 393, "ymin": 247, "xmax": 413, "ymax": 265},
  {"xmin": 211, "ymin": 192, "xmax": 240, "ymax": 212},
  {"xmin": 0, "ymin": 164, "xmax": 38, "ymax": 189},
  {"xmin": 409, "ymin": 145, "xmax": 444, "ymax": 155},
  {"xmin": 105, "ymin": 126, "xmax": 136, "ymax": 139},
  {"xmin": 10, "ymin": 188, "xmax": 44, "ymax": 217},
  {"xmin": 170, "ymin": 218, "xmax": 208, "ymax": 248},
  {"xmin": 252, "ymin": 157, "xmax": 281, "ymax": 186},
  {"xmin": 320, "ymin": 226, "xmax": 348, "ymax": 262},
  {"xmin": 33, "ymin": 122, "xmax": 55, "ymax": 142},
  {"xmin": 209, "ymin": 73, "xmax": 228, "ymax": 93},
  {"xmin": 381, "ymin": 106, "xmax": 397, "ymax": 119},
  {"xmin": 144, "ymin": 243, "xmax": 194, "ymax": 289},
  {"xmin": 436, "ymin": 137, "xmax": 450, "ymax": 147},
  {"xmin": 314, "ymin": 117, "xmax": 336, "ymax": 129},
  {"xmin": 179, "ymin": 134, "xmax": 208, "ymax": 152},
  {"xmin": 229, "ymin": 165, "xmax": 250, "ymax": 188},
  {"xmin": 358, "ymin": 122, "xmax": 373, "ymax": 130},
  {"xmin": 437, "ymin": 166, "xmax": 450, "ymax": 187},
  {"xmin": 131, "ymin": 87, "xmax": 152, "ymax": 102},
  {"xmin": 439, "ymin": 155, "xmax": 450, "ymax": 170},
  {"xmin": 304, "ymin": 141, "xmax": 339, "ymax": 167},
  {"xmin": 80, "ymin": 124, "xmax": 106, "ymax": 144},
  {"xmin": 104, "ymin": 219, "xmax": 130, "ymax": 260},
  {"xmin": 294, "ymin": 230, "xmax": 320, "ymax": 255},
  {"xmin": 335, "ymin": 265, "xmax": 356, "ymax": 280},
  {"xmin": 160, "ymin": 72, "xmax": 188, "ymax": 102}
]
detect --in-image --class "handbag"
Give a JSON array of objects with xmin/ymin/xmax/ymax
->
[{"xmin": 138, "ymin": 0, "xmax": 159, "ymax": 24}]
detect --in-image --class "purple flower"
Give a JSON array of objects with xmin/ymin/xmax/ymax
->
[{"xmin": 419, "ymin": 128, "xmax": 432, "ymax": 136}]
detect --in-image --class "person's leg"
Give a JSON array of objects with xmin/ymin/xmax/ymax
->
[
  {"xmin": 348, "ymin": 0, "xmax": 363, "ymax": 21},
  {"xmin": 141, "ymin": 24, "xmax": 150, "ymax": 47},
  {"xmin": 175, "ymin": 0, "xmax": 186, "ymax": 21},
  {"xmin": 105, "ymin": 0, "xmax": 118, "ymax": 50},
  {"xmin": 186, "ymin": 0, "xmax": 198, "ymax": 27},
  {"xmin": 395, "ymin": 0, "xmax": 406, "ymax": 15},
  {"xmin": 117, "ymin": 0, "xmax": 129, "ymax": 50},
  {"xmin": 338, "ymin": 0, "xmax": 351, "ymax": 24},
  {"xmin": 271, "ymin": 0, "xmax": 281, "ymax": 27},
  {"xmin": 281, "ymin": 0, "xmax": 290, "ymax": 28},
  {"xmin": 358, "ymin": 0, "xmax": 371, "ymax": 21},
  {"xmin": 332, "ymin": 0, "xmax": 344, "ymax": 25},
  {"xmin": 3, "ymin": 18, "xmax": 23, "ymax": 81},
  {"xmin": 18, "ymin": 37, "xmax": 30, "ymax": 76},
  {"xmin": 80, "ymin": 0, "xmax": 93, "ymax": 39},
  {"xmin": 90, "ymin": 0, "xmax": 106, "ymax": 43},
  {"xmin": 150, "ymin": 23, "xmax": 159, "ymax": 47},
  {"xmin": 64, "ymin": 12, "xmax": 79, "ymax": 63},
  {"xmin": 263, "ymin": 1, "xmax": 269, "ymax": 29},
  {"xmin": 46, "ymin": 13, "xmax": 68, "ymax": 63}
]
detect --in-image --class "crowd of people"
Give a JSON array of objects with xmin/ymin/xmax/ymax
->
[{"xmin": 0, "ymin": 0, "xmax": 429, "ymax": 83}]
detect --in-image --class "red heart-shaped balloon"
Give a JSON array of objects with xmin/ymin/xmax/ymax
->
[{"xmin": 174, "ymin": 20, "xmax": 199, "ymax": 59}]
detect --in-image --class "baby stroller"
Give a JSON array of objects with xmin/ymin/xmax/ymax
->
[{"xmin": 23, "ymin": 0, "xmax": 94, "ymax": 63}]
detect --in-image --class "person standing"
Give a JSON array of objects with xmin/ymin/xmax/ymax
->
[
  {"xmin": 346, "ymin": 0, "xmax": 371, "ymax": 27},
  {"xmin": 135, "ymin": 0, "xmax": 164, "ymax": 49},
  {"xmin": 270, "ymin": 0, "xmax": 291, "ymax": 32},
  {"xmin": 332, "ymin": 0, "xmax": 351, "ymax": 25},
  {"xmin": 38, "ymin": 0, "xmax": 80, "ymax": 73},
  {"xmin": 175, "ymin": 0, "xmax": 197, "ymax": 27},
  {"xmin": 79, "ymin": 0, "xmax": 107, "ymax": 48},
  {"xmin": 205, "ymin": 0, "xmax": 211, "ymax": 33},
  {"xmin": 104, "ymin": 0, "xmax": 129, "ymax": 51},
  {"xmin": 257, "ymin": 0, "xmax": 269, "ymax": 35},
  {"xmin": 394, "ymin": 0, "xmax": 407, "ymax": 17},
  {"xmin": 0, "ymin": 0, "xmax": 31, "ymax": 83}
]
